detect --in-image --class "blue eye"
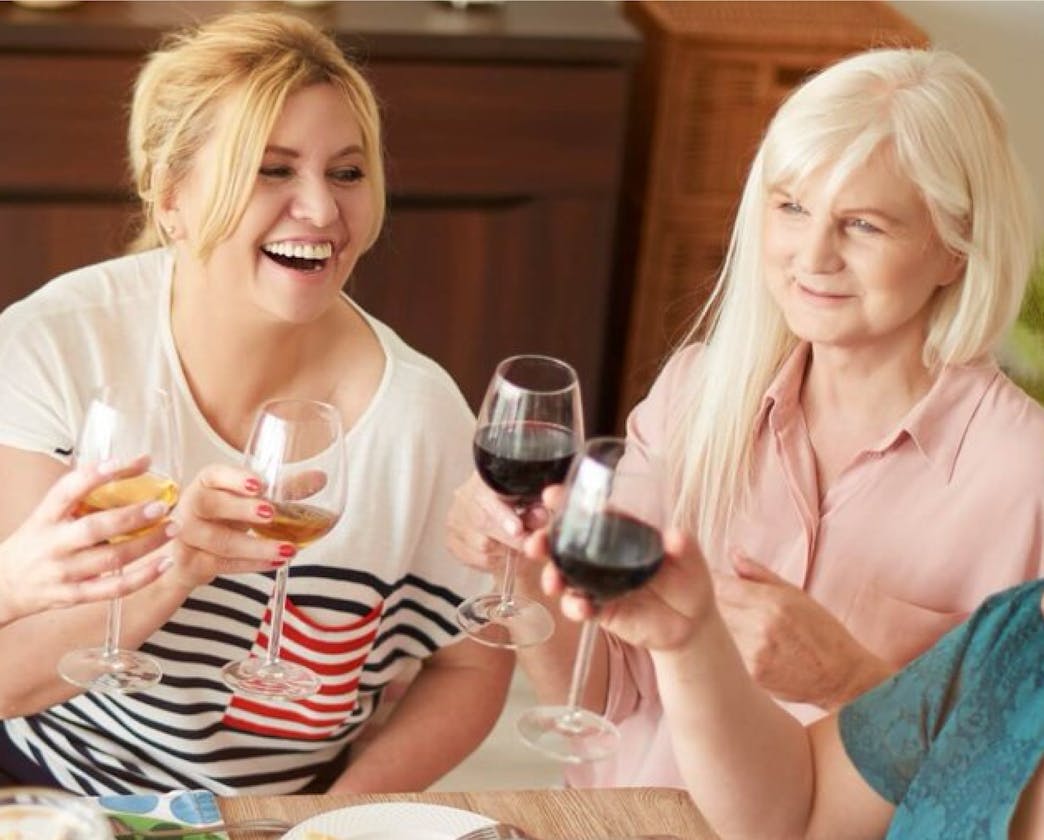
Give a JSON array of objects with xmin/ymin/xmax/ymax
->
[
  {"xmin": 778, "ymin": 201, "xmax": 805, "ymax": 215},
  {"xmin": 849, "ymin": 218, "xmax": 882, "ymax": 234}
]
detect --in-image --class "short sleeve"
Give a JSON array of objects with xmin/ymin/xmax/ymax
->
[
  {"xmin": 0, "ymin": 305, "xmax": 77, "ymax": 462},
  {"xmin": 838, "ymin": 605, "xmax": 980, "ymax": 804}
]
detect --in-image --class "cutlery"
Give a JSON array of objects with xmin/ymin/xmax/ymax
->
[{"xmin": 108, "ymin": 815, "xmax": 293, "ymax": 838}]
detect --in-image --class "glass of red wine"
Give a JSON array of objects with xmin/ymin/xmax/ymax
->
[
  {"xmin": 517, "ymin": 436, "xmax": 664, "ymax": 763},
  {"xmin": 221, "ymin": 399, "xmax": 346, "ymax": 700},
  {"xmin": 457, "ymin": 354, "xmax": 583, "ymax": 649}
]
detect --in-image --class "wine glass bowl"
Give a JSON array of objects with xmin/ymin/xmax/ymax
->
[
  {"xmin": 57, "ymin": 386, "xmax": 180, "ymax": 694},
  {"xmin": 517, "ymin": 436, "xmax": 664, "ymax": 763},
  {"xmin": 458, "ymin": 355, "xmax": 583, "ymax": 649},
  {"xmin": 0, "ymin": 787, "xmax": 114, "ymax": 840},
  {"xmin": 221, "ymin": 398, "xmax": 345, "ymax": 701}
]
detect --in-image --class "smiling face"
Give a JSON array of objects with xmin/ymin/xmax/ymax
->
[
  {"xmin": 169, "ymin": 83, "xmax": 377, "ymax": 325},
  {"xmin": 762, "ymin": 146, "xmax": 963, "ymax": 363}
]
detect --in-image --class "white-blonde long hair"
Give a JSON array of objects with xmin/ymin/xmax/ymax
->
[{"xmin": 667, "ymin": 48, "xmax": 1038, "ymax": 545}]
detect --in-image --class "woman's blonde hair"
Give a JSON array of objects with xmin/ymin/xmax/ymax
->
[
  {"xmin": 127, "ymin": 11, "xmax": 385, "ymax": 261},
  {"xmin": 668, "ymin": 48, "xmax": 1038, "ymax": 545}
]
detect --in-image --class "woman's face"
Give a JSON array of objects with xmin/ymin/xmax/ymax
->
[
  {"xmin": 171, "ymin": 83, "xmax": 376, "ymax": 325},
  {"xmin": 762, "ymin": 148, "xmax": 962, "ymax": 360}
]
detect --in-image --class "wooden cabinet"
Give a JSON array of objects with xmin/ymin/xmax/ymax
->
[
  {"xmin": 0, "ymin": 1, "xmax": 637, "ymax": 433},
  {"xmin": 611, "ymin": 1, "xmax": 927, "ymax": 427}
]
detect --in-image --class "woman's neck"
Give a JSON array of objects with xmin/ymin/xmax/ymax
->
[{"xmin": 169, "ymin": 265, "xmax": 349, "ymax": 450}]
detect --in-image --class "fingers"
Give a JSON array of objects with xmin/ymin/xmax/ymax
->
[
  {"xmin": 56, "ymin": 521, "xmax": 174, "ymax": 587},
  {"xmin": 445, "ymin": 473, "xmax": 525, "ymax": 571},
  {"xmin": 58, "ymin": 496, "xmax": 174, "ymax": 553},
  {"xmin": 730, "ymin": 551, "xmax": 786, "ymax": 584},
  {"xmin": 31, "ymin": 455, "xmax": 151, "ymax": 524},
  {"xmin": 59, "ymin": 553, "xmax": 172, "ymax": 609}
]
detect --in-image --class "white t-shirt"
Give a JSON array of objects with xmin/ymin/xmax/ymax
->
[{"xmin": 0, "ymin": 248, "xmax": 484, "ymax": 795}]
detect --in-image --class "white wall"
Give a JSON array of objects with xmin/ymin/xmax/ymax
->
[{"xmin": 891, "ymin": 1, "xmax": 1044, "ymax": 237}]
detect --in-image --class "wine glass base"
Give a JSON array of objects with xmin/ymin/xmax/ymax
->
[
  {"xmin": 221, "ymin": 657, "xmax": 321, "ymax": 701},
  {"xmin": 517, "ymin": 705, "xmax": 621, "ymax": 764},
  {"xmin": 456, "ymin": 593, "xmax": 554, "ymax": 649},
  {"xmin": 57, "ymin": 647, "xmax": 162, "ymax": 694}
]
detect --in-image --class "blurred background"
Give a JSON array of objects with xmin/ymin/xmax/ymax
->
[{"xmin": 1, "ymin": 0, "xmax": 1041, "ymax": 790}]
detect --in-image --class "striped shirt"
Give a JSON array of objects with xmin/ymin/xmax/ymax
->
[{"xmin": 0, "ymin": 250, "xmax": 483, "ymax": 794}]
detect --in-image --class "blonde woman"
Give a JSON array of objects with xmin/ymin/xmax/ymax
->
[
  {"xmin": 0, "ymin": 12, "xmax": 511, "ymax": 794},
  {"xmin": 448, "ymin": 47, "xmax": 1044, "ymax": 788}
]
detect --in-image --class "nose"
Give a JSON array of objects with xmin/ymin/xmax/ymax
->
[
  {"xmin": 289, "ymin": 174, "xmax": 339, "ymax": 227},
  {"xmin": 796, "ymin": 221, "xmax": 843, "ymax": 275}
]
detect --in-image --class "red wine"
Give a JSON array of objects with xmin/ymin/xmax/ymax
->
[
  {"xmin": 551, "ymin": 512, "xmax": 664, "ymax": 601},
  {"xmin": 474, "ymin": 422, "xmax": 576, "ymax": 504}
]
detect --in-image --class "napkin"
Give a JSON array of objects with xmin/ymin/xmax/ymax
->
[{"xmin": 95, "ymin": 789, "xmax": 229, "ymax": 840}]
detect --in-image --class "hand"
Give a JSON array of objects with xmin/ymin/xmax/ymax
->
[
  {"xmin": 714, "ymin": 554, "xmax": 891, "ymax": 708},
  {"xmin": 445, "ymin": 471, "xmax": 550, "ymax": 577},
  {"xmin": 167, "ymin": 464, "xmax": 299, "ymax": 591},
  {"xmin": 531, "ymin": 526, "xmax": 717, "ymax": 652},
  {"xmin": 0, "ymin": 457, "xmax": 175, "ymax": 626}
]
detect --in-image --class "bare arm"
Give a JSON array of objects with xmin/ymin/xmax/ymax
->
[
  {"xmin": 329, "ymin": 638, "xmax": 513, "ymax": 792},
  {"xmin": 0, "ymin": 447, "xmax": 306, "ymax": 719},
  {"xmin": 446, "ymin": 473, "xmax": 609, "ymax": 713},
  {"xmin": 551, "ymin": 528, "xmax": 896, "ymax": 839}
]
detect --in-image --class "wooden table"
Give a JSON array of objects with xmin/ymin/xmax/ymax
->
[{"xmin": 219, "ymin": 788, "xmax": 716, "ymax": 839}]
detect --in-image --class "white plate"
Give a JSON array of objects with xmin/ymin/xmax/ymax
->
[{"xmin": 283, "ymin": 802, "xmax": 496, "ymax": 840}]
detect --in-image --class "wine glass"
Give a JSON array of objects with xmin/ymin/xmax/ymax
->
[
  {"xmin": 457, "ymin": 355, "xmax": 583, "ymax": 649},
  {"xmin": 517, "ymin": 436, "xmax": 665, "ymax": 763},
  {"xmin": 57, "ymin": 386, "xmax": 180, "ymax": 694},
  {"xmin": 0, "ymin": 787, "xmax": 114, "ymax": 840},
  {"xmin": 221, "ymin": 398, "xmax": 346, "ymax": 701}
]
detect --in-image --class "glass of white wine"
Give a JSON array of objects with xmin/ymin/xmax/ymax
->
[
  {"xmin": 57, "ymin": 386, "xmax": 180, "ymax": 694},
  {"xmin": 0, "ymin": 787, "xmax": 114, "ymax": 840},
  {"xmin": 221, "ymin": 398, "xmax": 346, "ymax": 701}
]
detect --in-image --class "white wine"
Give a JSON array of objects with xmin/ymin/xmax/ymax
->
[
  {"xmin": 252, "ymin": 501, "xmax": 339, "ymax": 547},
  {"xmin": 76, "ymin": 472, "xmax": 179, "ymax": 542},
  {"xmin": 0, "ymin": 803, "xmax": 111, "ymax": 840}
]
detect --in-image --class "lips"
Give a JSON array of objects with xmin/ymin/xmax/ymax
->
[{"xmin": 261, "ymin": 240, "xmax": 334, "ymax": 273}]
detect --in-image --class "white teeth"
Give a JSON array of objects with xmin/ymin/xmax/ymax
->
[{"xmin": 262, "ymin": 241, "xmax": 333, "ymax": 260}]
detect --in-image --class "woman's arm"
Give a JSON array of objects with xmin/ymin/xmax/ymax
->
[
  {"xmin": 548, "ymin": 528, "xmax": 895, "ymax": 838},
  {"xmin": 446, "ymin": 472, "xmax": 610, "ymax": 713},
  {"xmin": 328, "ymin": 638, "xmax": 513, "ymax": 792},
  {"xmin": 0, "ymin": 448, "xmax": 304, "ymax": 719}
]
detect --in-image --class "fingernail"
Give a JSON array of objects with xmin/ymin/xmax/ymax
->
[
  {"xmin": 270, "ymin": 559, "xmax": 288, "ymax": 568},
  {"xmin": 278, "ymin": 544, "xmax": 296, "ymax": 559},
  {"xmin": 143, "ymin": 501, "xmax": 168, "ymax": 519},
  {"xmin": 165, "ymin": 521, "xmax": 180, "ymax": 537},
  {"xmin": 244, "ymin": 477, "xmax": 262, "ymax": 494},
  {"xmin": 256, "ymin": 503, "xmax": 274, "ymax": 519},
  {"xmin": 157, "ymin": 556, "xmax": 174, "ymax": 573}
]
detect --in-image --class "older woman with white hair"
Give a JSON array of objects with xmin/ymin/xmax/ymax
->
[{"xmin": 448, "ymin": 46, "xmax": 1044, "ymax": 789}]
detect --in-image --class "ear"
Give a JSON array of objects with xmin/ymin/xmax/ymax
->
[
  {"xmin": 938, "ymin": 250, "xmax": 966, "ymax": 288},
  {"xmin": 154, "ymin": 166, "xmax": 183, "ymax": 241}
]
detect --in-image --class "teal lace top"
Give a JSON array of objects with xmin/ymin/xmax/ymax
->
[{"xmin": 840, "ymin": 580, "xmax": 1044, "ymax": 838}]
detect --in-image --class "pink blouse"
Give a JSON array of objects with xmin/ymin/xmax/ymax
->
[{"xmin": 568, "ymin": 343, "xmax": 1044, "ymax": 789}]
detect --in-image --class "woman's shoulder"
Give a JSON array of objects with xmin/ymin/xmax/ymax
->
[
  {"xmin": 1, "ymin": 249, "xmax": 169, "ymax": 328},
  {"xmin": 351, "ymin": 307, "xmax": 473, "ymax": 425}
]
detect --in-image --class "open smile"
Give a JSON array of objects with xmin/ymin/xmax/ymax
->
[{"xmin": 260, "ymin": 240, "xmax": 334, "ymax": 274}]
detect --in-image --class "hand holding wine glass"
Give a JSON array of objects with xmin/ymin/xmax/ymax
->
[
  {"xmin": 221, "ymin": 398, "xmax": 346, "ymax": 701},
  {"xmin": 457, "ymin": 354, "xmax": 583, "ymax": 649},
  {"xmin": 57, "ymin": 386, "xmax": 181, "ymax": 694},
  {"xmin": 517, "ymin": 436, "xmax": 665, "ymax": 763}
]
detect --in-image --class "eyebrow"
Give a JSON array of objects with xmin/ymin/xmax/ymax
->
[{"xmin": 263, "ymin": 144, "xmax": 364, "ymax": 158}]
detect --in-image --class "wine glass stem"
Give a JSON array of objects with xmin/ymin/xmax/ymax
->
[
  {"xmin": 499, "ymin": 548, "xmax": 518, "ymax": 605},
  {"xmin": 265, "ymin": 564, "xmax": 290, "ymax": 666},
  {"xmin": 102, "ymin": 593, "xmax": 122, "ymax": 659},
  {"xmin": 565, "ymin": 619, "xmax": 598, "ymax": 710}
]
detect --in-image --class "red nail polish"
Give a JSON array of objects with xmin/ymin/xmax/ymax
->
[
  {"xmin": 256, "ymin": 503, "xmax": 274, "ymax": 519},
  {"xmin": 244, "ymin": 477, "xmax": 262, "ymax": 494},
  {"xmin": 278, "ymin": 544, "xmax": 296, "ymax": 559}
]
